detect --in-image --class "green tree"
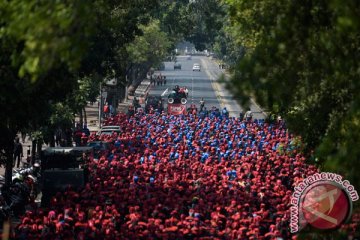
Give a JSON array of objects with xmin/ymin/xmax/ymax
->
[
  {"xmin": 126, "ymin": 19, "xmax": 172, "ymax": 92},
  {"xmin": 78, "ymin": 0, "xmax": 158, "ymax": 103},
  {"xmin": 224, "ymin": 0, "xmax": 360, "ymax": 236},
  {"xmin": 0, "ymin": 0, "xmax": 94, "ymax": 185},
  {"xmin": 186, "ymin": 0, "xmax": 226, "ymax": 51},
  {"xmin": 0, "ymin": 0, "xmax": 158, "ymax": 185},
  {"xmin": 153, "ymin": 0, "xmax": 226, "ymax": 51}
]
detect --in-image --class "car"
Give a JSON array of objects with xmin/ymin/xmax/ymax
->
[
  {"xmin": 98, "ymin": 126, "xmax": 121, "ymax": 135},
  {"xmin": 186, "ymin": 55, "xmax": 192, "ymax": 60},
  {"xmin": 192, "ymin": 63, "xmax": 201, "ymax": 71},
  {"xmin": 99, "ymin": 129, "xmax": 120, "ymax": 136},
  {"xmin": 101, "ymin": 126, "xmax": 121, "ymax": 130},
  {"xmin": 174, "ymin": 62, "xmax": 181, "ymax": 70}
]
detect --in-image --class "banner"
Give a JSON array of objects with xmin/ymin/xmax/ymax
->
[{"xmin": 167, "ymin": 104, "xmax": 187, "ymax": 115}]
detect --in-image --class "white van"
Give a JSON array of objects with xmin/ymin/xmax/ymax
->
[{"xmin": 98, "ymin": 126, "xmax": 121, "ymax": 135}]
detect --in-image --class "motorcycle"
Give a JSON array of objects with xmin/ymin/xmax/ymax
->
[
  {"xmin": 12, "ymin": 163, "xmax": 41, "ymax": 201},
  {"xmin": 0, "ymin": 181, "xmax": 29, "ymax": 218}
]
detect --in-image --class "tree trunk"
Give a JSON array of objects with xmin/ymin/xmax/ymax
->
[
  {"xmin": 79, "ymin": 109, "xmax": 83, "ymax": 128},
  {"xmin": 83, "ymin": 107, "xmax": 87, "ymax": 125},
  {"xmin": 3, "ymin": 129, "xmax": 15, "ymax": 186},
  {"xmin": 31, "ymin": 140, "xmax": 36, "ymax": 165},
  {"xmin": 49, "ymin": 132, "xmax": 55, "ymax": 147},
  {"xmin": 36, "ymin": 139, "xmax": 42, "ymax": 158},
  {"xmin": 4, "ymin": 150, "xmax": 13, "ymax": 186}
]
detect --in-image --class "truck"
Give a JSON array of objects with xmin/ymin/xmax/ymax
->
[{"xmin": 167, "ymin": 86, "xmax": 187, "ymax": 115}]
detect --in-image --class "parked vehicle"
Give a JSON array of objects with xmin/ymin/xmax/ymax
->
[
  {"xmin": 41, "ymin": 147, "xmax": 93, "ymax": 170},
  {"xmin": 101, "ymin": 125, "xmax": 121, "ymax": 130},
  {"xmin": 0, "ymin": 179, "xmax": 31, "ymax": 219},
  {"xmin": 12, "ymin": 163, "xmax": 41, "ymax": 201},
  {"xmin": 174, "ymin": 62, "xmax": 182, "ymax": 70},
  {"xmin": 99, "ymin": 126, "xmax": 121, "ymax": 136}
]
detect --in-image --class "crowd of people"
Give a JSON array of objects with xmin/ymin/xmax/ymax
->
[
  {"xmin": 150, "ymin": 73, "xmax": 167, "ymax": 86},
  {"xmin": 12, "ymin": 111, "xmax": 359, "ymax": 239}
]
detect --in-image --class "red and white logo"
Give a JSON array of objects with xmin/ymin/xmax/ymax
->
[
  {"xmin": 300, "ymin": 182, "xmax": 351, "ymax": 230},
  {"xmin": 290, "ymin": 172, "xmax": 358, "ymax": 233}
]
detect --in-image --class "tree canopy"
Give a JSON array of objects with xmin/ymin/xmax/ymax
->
[
  {"xmin": 224, "ymin": 0, "xmax": 360, "ymax": 188},
  {"xmin": 126, "ymin": 19, "xmax": 172, "ymax": 70},
  {"xmin": 0, "ymin": 0, "xmax": 158, "ymax": 184}
]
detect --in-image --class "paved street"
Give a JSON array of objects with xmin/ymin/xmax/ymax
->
[
  {"xmin": 149, "ymin": 56, "xmax": 266, "ymax": 119},
  {"xmin": 1, "ymin": 56, "xmax": 264, "ymax": 177}
]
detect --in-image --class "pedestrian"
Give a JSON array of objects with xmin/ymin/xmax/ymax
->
[
  {"xmin": 13, "ymin": 137, "xmax": 23, "ymax": 168},
  {"xmin": 184, "ymin": 87, "xmax": 189, "ymax": 97},
  {"xmin": 244, "ymin": 108, "xmax": 253, "ymax": 122},
  {"xmin": 222, "ymin": 107, "xmax": 229, "ymax": 118},
  {"xmin": 81, "ymin": 133, "xmax": 88, "ymax": 146},
  {"xmin": 109, "ymin": 104, "xmax": 114, "ymax": 117},
  {"xmin": 157, "ymin": 75, "xmax": 160, "ymax": 86},
  {"xmin": 163, "ymin": 76, "xmax": 167, "ymax": 85},
  {"xmin": 203, "ymin": 107, "xmax": 208, "ymax": 115},
  {"xmin": 199, "ymin": 98, "xmax": 205, "ymax": 112},
  {"xmin": 239, "ymin": 111, "xmax": 245, "ymax": 121},
  {"xmin": 82, "ymin": 125, "xmax": 90, "ymax": 137},
  {"xmin": 21, "ymin": 131, "xmax": 26, "ymax": 143},
  {"xmin": 55, "ymin": 127, "xmax": 62, "ymax": 146},
  {"xmin": 127, "ymin": 106, "xmax": 135, "ymax": 117},
  {"xmin": 74, "ymin": 124, "xmax": 83, "ymax": 147},
  {"xmin": 133, "ymin": 97, "xmax": 140, "ymax": 109},
  {"xmin": 150, "ymin": 74, "xmax": 154, "ymax": 86},
  {"xmin": 65, "ymin": 128, "xmax": 73, "ymax": 146},
  {"xmin": 103, "ymin": 103, "xmax": 109, "ymax": 118},
  {"xmin": 173, "ymin": 85, "xmax": 180, "ymax": 93}
]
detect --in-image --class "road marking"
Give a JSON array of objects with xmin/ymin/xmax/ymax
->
[
  {"xmin": 161, "ymin": 88, "xmax": 169, "ymax": 97},
  {"xmin": 201, "ymin": 58, "xmax": 230, "ymax": 112},
  {"xmin": 249, "ymin": 97, "xmax": 268, "ymax": 117},
  {"xmin": 211, "ymin": 77, "xmax": 225, "ymax": 109}
]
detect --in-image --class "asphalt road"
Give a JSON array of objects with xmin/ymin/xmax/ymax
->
[{"xmin": 149, "ymin": 55, "xmax": 266, "ymax": 119}]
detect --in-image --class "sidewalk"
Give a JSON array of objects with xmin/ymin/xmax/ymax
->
[
  {"xmin": 0, "ymin": 135, "xmax": 36, "ymax": 177},
  {"xmin": 75, "ymin": 101, "xmax": 131, "ymax": 131},
  {"xmin": 75, "ymin": 103, "xmax": 101, "ymax": 132}
]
